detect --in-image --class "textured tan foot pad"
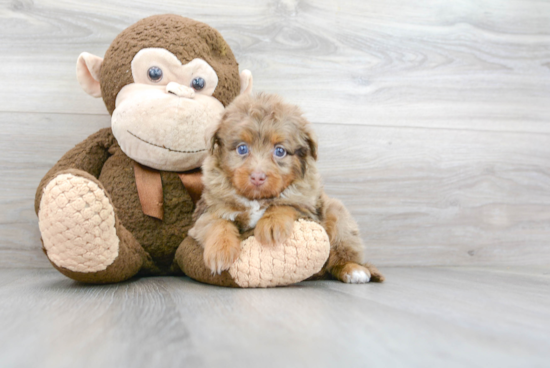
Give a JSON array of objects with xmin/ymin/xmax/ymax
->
[
  {"xmin": 38, "ymin": 174, "xmax": 119, "ymax": 273},
  {"xmin": 229, "ymin": 219, "xmax": 330, "ymax": 288}
]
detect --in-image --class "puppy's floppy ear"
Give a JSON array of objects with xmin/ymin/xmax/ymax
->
[
  {"xmin": 210, "ymin": 127, "xmax": 222, "ymax": 155},
  {"xmin": 303, "ymin": 123, "xmax": 318, "ymax": 160},
  {"xmin": 205, "ymin": 119, "xmax": 223, "ymax": 155}
]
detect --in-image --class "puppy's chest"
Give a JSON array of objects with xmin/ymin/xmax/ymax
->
[{"xmin": 221, "ymin": 200, "xmax": 268, "ymax": 230}]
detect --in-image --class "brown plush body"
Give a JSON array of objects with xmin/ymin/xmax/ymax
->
[
  {"xmin": 35, "ymin": 128, "xmax": 187, "ymax": 273},
  {"xmin": 190, "ymin": 93, "xmax": 384, "ymax": 283},
  {"xmin": 34, "ymin": 15, "xmax": 334, "ymax": 287}
]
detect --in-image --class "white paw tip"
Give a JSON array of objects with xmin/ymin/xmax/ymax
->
[{"xmin": 345, "ymin": 270, "xmax": 371, "ymax": 284}]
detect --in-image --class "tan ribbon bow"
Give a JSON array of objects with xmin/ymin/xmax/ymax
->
[{"xmin": 133, "ymin": 162, "xmax": 203, "ymax": 220}]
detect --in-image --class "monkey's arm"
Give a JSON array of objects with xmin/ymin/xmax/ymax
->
[{"xmin": 34, "ymin": 127, "xmax": 116, "ymax": 214}]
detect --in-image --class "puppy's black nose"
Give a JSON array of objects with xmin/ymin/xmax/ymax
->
[{"xmin": 250, "ymin": 171, "xmax": 267, "ymax": 187}]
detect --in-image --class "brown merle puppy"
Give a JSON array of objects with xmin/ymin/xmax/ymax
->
[{"xmin": 189, "ymin": 93, "xmax": 383, "ymax": 283}]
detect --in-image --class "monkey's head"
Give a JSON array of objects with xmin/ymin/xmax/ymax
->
[{"xmin": 76, "ymin": 15, "xmax": 253, "ymax": 171}]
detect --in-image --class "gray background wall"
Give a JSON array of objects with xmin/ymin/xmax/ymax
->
[{"xmin": 1, "ymin": 0, "xmax": 549, "ymax": 268}]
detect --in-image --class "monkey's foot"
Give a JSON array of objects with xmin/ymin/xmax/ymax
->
[
  {"xmin": 38, "ymin": 173, "xmax": 119, "ymax": 273},
  {"xmin": 229, "ymin": 219, "xmax": 330, "ymax": 287},
  {"xmin": 177, "ymin": 219, "xmax": 330, "ymax": 288}
]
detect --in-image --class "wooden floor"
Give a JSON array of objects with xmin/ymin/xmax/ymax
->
[{"xmin": 0, "ymin": 267, "xmax": 548, "ymax": 368}]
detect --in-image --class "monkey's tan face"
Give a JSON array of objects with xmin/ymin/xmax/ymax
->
[{"xmin": 111, "ymin": 48, "xmax": 225, "ymax": 171}]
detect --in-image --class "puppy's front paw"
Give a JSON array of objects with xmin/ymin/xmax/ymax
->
[
  {"xmin": 254, "ymin": 213, "xmax": 295, "ymax": 246},
  {"xmin": 203, "ymin": 235, "xmax": 241, "ymax": 275},
  {"xmin": 336, "ymin": 263, "xmax": 372, "ymax": 284}
]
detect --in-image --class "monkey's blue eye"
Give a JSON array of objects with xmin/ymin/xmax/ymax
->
[
  {"xmin": 236, "ymin": 144, "xmax": 249, "ymax": 156},
  {"xmin": 274, "ymin": 146, "xmax": 287, "ymax": 158},
  {"xmin": 147, "ymin": 66, "xmax": 163, "ymax": 82},
  {"xmin": 191, "ymin": 77, "xmax": 205, "ymax": 90}
]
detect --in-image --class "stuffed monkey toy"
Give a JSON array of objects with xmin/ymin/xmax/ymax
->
[{"xmin": 35, "ymin": 14, "xmax": 330, "ymax": 287}]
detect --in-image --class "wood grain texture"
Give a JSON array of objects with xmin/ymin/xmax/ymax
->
[
  {"xmin": 0, "ymin": 0, "xmax": 549, "ymax": 131},
  {"xmin": 0, "ymin": 267, "xmax": 549, "ymax": 368},
  {"xmin": 0, "ymin": 0, "xmax": 549, "ymax": 268},
  {"xmin": 318, "ymin": 124, "xmax": 550, "ymax": 266}
]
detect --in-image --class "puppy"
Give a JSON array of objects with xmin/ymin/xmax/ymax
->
[{"xmin": 189, "ymin": 93, "xmax": 384, "ymax": 283}]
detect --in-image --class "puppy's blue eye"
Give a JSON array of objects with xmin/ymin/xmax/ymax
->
[
  {"xmin": 236, "ymin": 144, "xmax": 249, "ymax": 156},
  {"xmin": 274, "ymin": 146, "xmax": 287, "ymax": 158},
  {"xmin": 147, "ymin": 66, "xmax": 163, "ymax": 82},
  {"xmin": 191, "ymin": 77, "xmax": 205, "ymax": 90}
]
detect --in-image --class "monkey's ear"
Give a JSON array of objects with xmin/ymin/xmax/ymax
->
[
  {"xmin": 76, "ymin": 52, "xmax": 103, "ymax": 98},
  {"xmin": 239, "ymin": 70, "xmax": 253, "ymax": 95}
]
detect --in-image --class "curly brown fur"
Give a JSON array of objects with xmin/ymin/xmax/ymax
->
[{"xmin": 189, "ymin": 93, "xmax": 383, "ymax": 282}]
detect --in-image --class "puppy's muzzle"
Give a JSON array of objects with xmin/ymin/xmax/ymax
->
[{"xmin": 250, "ymin": 171, "xmax": 267, "ymax": 187}]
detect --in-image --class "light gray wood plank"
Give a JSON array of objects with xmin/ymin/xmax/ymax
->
[
  {"xmin": 0, "ymin": 0, "xmax": 549, "ymax": 132},
  {"xmin": 1, "ymin": 112, "xmax": 549, "ymax": 268},
  {"xmin": 0, "ymin": 267, "xmax": 549, "ymax": 368},
  {"xmin": 318, "ymin": 124, "xmax": 550, "ymax": 266}
]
